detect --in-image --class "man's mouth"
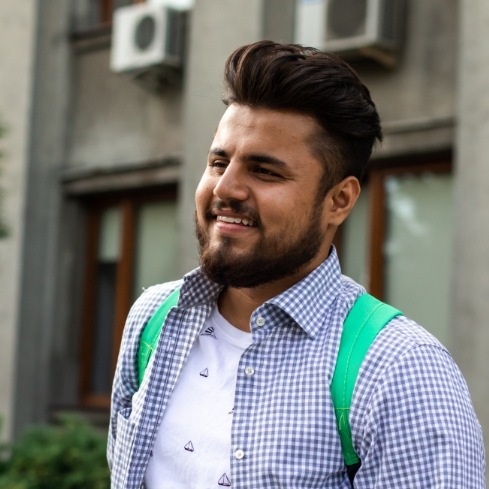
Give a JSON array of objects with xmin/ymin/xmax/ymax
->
[{"xmin": 216, "ymin": 215, "xmax": 256, "ymax": 227}]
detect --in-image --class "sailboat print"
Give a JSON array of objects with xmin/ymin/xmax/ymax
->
[
  {"xmin": 218, "ymin": 473, "xmax": 231, "ymax": 486},
  {"xmin": 200, "ymin": 368, "xmax": 209, "ymax": 377},
  {"xmin": 201, "ymin": 326, "xmax": 217, "ymax": 339},
  {"xmin": 184, "ymin": 441, "xmax": 194, "ymax": 452}
]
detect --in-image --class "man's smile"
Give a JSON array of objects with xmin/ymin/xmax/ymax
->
[{"xmin": 216, "ymin": 215, "xmax": 256, "ymax": 227}]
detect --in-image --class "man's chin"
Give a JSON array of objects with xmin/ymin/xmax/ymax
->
[
  {"xmin": 204, "ymin": 239, "xmax": 254, "ymax": 260},
  {"xmin": 199, "ymin": 248, "xmax": 259, "ymax": 287}
]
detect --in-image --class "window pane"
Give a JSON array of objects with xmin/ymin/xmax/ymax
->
[
  {"xmin": 341, "ymin": 186, "xmax": 369, "ymax": 288},
  {"xmin": 91, "ymin": 262, "xmax": 118, "ymax": 394},
  {"xmin": 384, "ymin": 172, "xmax": 453, "ymax": 346},
  {"xmin": 91, "ymin": 206, "xmax": 122, "ymax": 395},
  {"xmin": 98, "ymin": 206, "xmax": 121, "ymax": 260},
  {"xmin": 133, "ymin": 201, "xmax": 179, "ymax": 299}
]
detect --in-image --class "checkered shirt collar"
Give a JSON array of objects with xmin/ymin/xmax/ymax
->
[{"xmin": 178, "ymin": 247, "xmax": 343, "ymax": 338}]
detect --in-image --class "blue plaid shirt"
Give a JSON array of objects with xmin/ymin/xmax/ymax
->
[{"xmin": 108, "ymin": 248, "xmax": 485, "ymax": 488}]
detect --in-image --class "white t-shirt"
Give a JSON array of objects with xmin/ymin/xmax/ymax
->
[{"xmin": 145, "ymin": 305, "xmax": 252, "ymax": 488}]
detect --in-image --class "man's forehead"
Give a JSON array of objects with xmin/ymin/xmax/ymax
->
[{"xmin": 213, "ymin": 105, "xmax": 320, "ymax": 141}]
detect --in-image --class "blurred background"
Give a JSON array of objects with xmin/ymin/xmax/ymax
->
[{"xmin": 0, "ymin": 0, "xmax": 488, "ymax": 461}]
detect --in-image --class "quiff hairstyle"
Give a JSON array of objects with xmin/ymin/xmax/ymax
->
[{"xmin": 223, "ymin": 40, "xmax": 382, "ymax": 192}]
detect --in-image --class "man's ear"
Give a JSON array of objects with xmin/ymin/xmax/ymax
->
[{"xmin": 325, "ymin": 176, "xmax": 361, "ymax": 226}]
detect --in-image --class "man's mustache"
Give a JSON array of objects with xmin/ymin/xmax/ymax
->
[{"xmin": 205, "ymin": 199, "xmax": 260, "ymax": 225}]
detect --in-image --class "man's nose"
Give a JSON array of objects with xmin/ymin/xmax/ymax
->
[{"xmin": 213, "ymin": 163, "xmax": 249, "ymax": 201}]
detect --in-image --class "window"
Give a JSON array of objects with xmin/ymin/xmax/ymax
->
[
  {"xmin": 79, "ymin": 187, "xmax": 179, "ymax": 407},
  {"xmin": 72, "ymin": 0, "xmax": 145, "ymax": 31},
  {"xmin": 101, "ymin": 0, "xmax": 145, "ymax": 24},
  {"xmin": 341, "ymin": 160, "xmax": 453, "ymax": 346}
]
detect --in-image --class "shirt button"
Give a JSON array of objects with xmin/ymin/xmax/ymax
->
[
  {"xmin": 244, "ymin": 366, "xmax": 255, "ymax": 376},
  {"xmin": 256, "ymin": 316, "xmax": 265, "ymax": 327},
  {"xmin": 235, "ymin": 449, "xmax": 245, "ymax": 460}
]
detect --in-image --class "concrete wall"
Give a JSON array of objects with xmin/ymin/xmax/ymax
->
[
  {"xmin": 0, "ymin": 1, "xmax": 37, "ymax": 440},
  {"xmin": 453, "ymin": 0, "xmax": 489, "ymax": 441},
  {"xmin": 68, "ymin": 46, "xmax": 184, "ymax": 171},
  {"xmin": 13, "ymin": 0, "xmax": 73, "ymax": 436}
]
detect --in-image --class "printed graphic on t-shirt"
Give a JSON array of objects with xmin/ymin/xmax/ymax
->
[
  {"xmin": 183, "ymin": 440, "xmax": 232, "ymax": 486},
  {"xmin": 200, "ymin": 368, "xmax": 209, "ymax": 377},
  {"xmin": 218, "ymin": 473, "xmax": 231, "ymax": 486},
  {"xmin": 201, "ymin": 326, "xmax": 217, "ymax": 339}
]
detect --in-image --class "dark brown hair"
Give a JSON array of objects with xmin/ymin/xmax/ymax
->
[{"xmin": 223, "ymin": 40, "xmax": 382, "ymax": 191}]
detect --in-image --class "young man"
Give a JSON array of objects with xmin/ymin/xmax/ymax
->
[{"xmin": 108, "ymin": 41, "xmax": 485, "ymax": 488}]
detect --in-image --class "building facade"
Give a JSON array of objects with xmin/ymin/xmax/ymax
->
[{"xmin": 1, "ymin": 0, "xmax": 488, "ymax": 459}]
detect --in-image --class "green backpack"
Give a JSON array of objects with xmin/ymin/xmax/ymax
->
[{"xmin": 137, "ymin": 288, "xmax": 401, "ymax": 484}]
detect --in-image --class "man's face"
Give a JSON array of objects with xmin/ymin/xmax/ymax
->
[{"xmin": 194, "ymin": 104, "xmax": 337, "ymax": 289}]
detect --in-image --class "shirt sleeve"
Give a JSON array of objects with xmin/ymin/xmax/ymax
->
[{"xmin": 354, "ymin": 344, "xmax": 486, "ymax": 488}]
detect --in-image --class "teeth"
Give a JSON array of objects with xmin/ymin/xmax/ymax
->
[{"xmin": 217, "ymin": 215, "xmax": 254, "ymax": 226}]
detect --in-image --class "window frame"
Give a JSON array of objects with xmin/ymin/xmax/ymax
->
[
  {"xmin": 78, "ymin": 186, "xmax": 177, "ymax": 408},
  {"xmin": 365, "ymin": 159, "xmax": 452, "ymax": 299},
  {"xmin": 100, "ymin": 0, "xmax": 146, "ymax": 25}
]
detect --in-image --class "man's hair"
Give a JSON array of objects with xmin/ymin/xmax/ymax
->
[{"xmin": 223, "ymin": 40, "xmax": 382, "ymax": 191}]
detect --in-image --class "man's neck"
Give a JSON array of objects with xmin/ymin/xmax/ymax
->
[
  {"xmin": 214, "ymin": 247, "xmax": 335, "ymax": 332},
  {"xmin": 217, "ymin": 288, "xmax": 265, "ymax": 332}
]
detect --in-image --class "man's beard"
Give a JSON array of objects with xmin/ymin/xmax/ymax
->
[{"xmin": 195, "ymin": 199, "xmax": 326, "ymax": 288}]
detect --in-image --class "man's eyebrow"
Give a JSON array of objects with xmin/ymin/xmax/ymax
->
[
  {"xmin": 245, "ymin": 154, "xmax": 288, "ymax": 168},
  {"xmin": 208, "ymin": 147, "xmax": 228, "ymax": 158},
  {"xmin": 208, "ymin": 149, "xmax": 287, "ymax": 168}
]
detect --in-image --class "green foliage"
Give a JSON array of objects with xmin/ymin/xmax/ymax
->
[{"xmin": 0, "ymin": 414, "xmax": 110, "ymax": 489}]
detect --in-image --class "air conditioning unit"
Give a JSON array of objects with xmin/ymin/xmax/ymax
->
[
  {"xmin": 110, "ymin": 3, "xmax": 187, "ymax": 74},
  {"xmin": 295, "ymin": 0, "xmax": 405, "ymax": 66}
]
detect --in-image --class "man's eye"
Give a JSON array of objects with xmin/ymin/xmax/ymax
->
[
  {"xmin": 209, "ymin": 160, "xmax": 227, "ymax": 169},
  {"xmin": 255, "ymin": 167, "xmax": 279, "ymax": 177}
]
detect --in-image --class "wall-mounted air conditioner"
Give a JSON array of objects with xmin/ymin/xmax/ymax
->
[
  {"xmin": 110, "ymin": 2, "xmax": 187, "ymax": 74},
  {"xmin": 295, "ymin": 0, "xmax": 405, "ymax": 66}
]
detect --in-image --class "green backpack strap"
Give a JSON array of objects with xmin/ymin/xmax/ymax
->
[
  {"xmin": 137, "ymin": 287, "xmax": 181, "ymax": 385},
  {"xmin": 330, "ymin": 293, "xmax": 402, "ymax": 472}
]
